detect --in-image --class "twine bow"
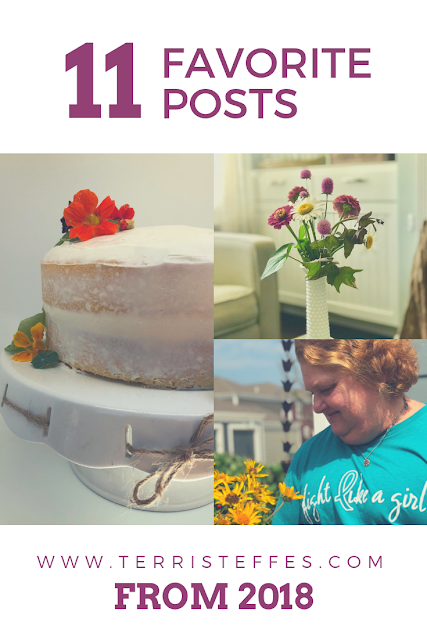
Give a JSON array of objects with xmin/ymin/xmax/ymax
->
[{"xmin": 127, "ymin": 414, "xmax": 214, "ymax": 507}]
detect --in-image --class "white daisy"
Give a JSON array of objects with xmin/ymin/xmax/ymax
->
[
  {"xmin": 364, "ymin": 228, "xmax": 377, "ymax": 251},
  {"xmin": 293, "ymin": 197, "xmax": 324, "ymax": 223}
]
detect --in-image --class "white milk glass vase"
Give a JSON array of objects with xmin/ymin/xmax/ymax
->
[{"xmin": 305, "ymin": 276, "xmax": 331, "ymax": 338}]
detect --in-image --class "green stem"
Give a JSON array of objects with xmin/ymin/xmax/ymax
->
[
  {"xmin": 303, "ymin": 221, "xmax": 311, "ymax": 242},
  {"xmin": 264, "ymin": 500, "xmax": 285, "ymax": 523},
  {"xmin": 286, "ymin": 225, "xmax": 299, "ymax": 243},
  {"xmin": 310, "ymin": 220, "xmax": 317, "ymax": 241},
  {"xmin": 288, "ymin": 254, "xmax": 304, "ymax": 265}
]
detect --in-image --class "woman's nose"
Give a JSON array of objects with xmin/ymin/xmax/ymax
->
[{"xmin": 312, "ymin": 394, "xmax": 327, "ymax": 414}]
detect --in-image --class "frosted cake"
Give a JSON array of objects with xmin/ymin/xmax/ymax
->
[{"xmin": 41, "ymin": 226, "xmax": 214, "ymax": 389}]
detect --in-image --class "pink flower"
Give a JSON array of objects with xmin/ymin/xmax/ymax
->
[
  {"xmin": 333, "ymin": 194, "xmax": 361, "ymax": 219},
  {"xmin": 288, "ymin": 186, "xmax": 306, "ymax": 203},
  {"xmin": 268, "ymin": 205, "xmax": 294, "ymax": 229},
  {"xmin": 317, "ymin": 219, "xmax": 332, "ymax": 235},
  {"xmin": 321, "ymin": 178, "xmax": 334, "ymax": 195},
  {"xmin": 300, "ymin": 190, "xmax": 308, "ymax": 198},
  {"xmin": 301, "ymin": 169, "xmax": 311, "ymax": 179}
]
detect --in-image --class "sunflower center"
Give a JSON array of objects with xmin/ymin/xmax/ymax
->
[
  {"xmin": 366, "ymin": 235, "xmax": 373, "ymax": 249},
  {"xmin": 87, "ymin": 214, "xmax": 100, "ymax": 225},
  {"xmin": 226, "ymin": 492, "xmax": 240, "ymax": 505},
  {"xmin": 298, "ymin": 203, "xmax": 314, "ymax": 215},
  {"xmin": 236, "ymin": 513, "xmax": 250, "ymax": 525}
]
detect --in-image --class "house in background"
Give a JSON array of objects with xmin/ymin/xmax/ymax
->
[{"xmin": 214, "ymin": 377, "xmax": 313, "ymax": 466}]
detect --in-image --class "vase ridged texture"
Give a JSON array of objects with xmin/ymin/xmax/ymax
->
[{"xmin": 306, "ymin": 276, "xmax": 331, "ymax": 339}]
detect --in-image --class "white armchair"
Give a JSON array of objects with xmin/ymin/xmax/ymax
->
[{"xmin": 214, "ymin": 232, "xmax": 281, "ymax": 338}]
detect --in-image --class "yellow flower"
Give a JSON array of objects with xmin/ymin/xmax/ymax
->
[
  {"xmin": 244, "ymin": 459, "xmax": 268, "ymax": 478},
  {"xmin": 278, "ymin": 482, "xmax": 304, "ymax": 503},
  {"xmin": 214, "ymin": 481, "xmax": 250, "ymax": 507},
  {"xmin": 214, "ymin": 469, "xmax": 238, "ymax": 488},
  {"xmin": 247, "ymin": 477, "xmax": 277, "ymax": 506},
  {"xmin": 228, "ymin": 502, "xmax": 263, "ymax": 525},
  {"xmin": 214, "ymin": 515, "xmax": 231, "ymax": 525},
  {"xmin": 12, "ymin": 323, "xmax": 47, "ymax": 362}
]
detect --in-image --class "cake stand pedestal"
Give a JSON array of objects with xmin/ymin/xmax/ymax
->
[{"xmin": 0, "ymin": 351, "xmax": 213, "ymax": 512}]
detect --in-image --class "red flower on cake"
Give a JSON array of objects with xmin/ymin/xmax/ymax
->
[
  {"xmin": 111, "ymin": 203, "xmax": 135, "ymax": 231},
  {"xmin": 64, "ymin": 190, "xmax": 119, "ymax": 241}
]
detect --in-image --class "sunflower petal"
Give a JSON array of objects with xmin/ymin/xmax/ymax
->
[
  {"xmin": 13, "ymin": 331, "xmax": 31, "ymax": 348},
  {"xmin": 12, "ymin": 350, "xmax": 33, "ymax": 362}
]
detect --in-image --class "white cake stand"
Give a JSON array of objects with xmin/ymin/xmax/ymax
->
[{"xmin": 0, "ymin": 351, "xmax": 213, "ymax": 512}]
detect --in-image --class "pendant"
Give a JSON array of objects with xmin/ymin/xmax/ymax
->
[{"xmin": 363, "ymin": 459, "xmax": 370, "ymax": 467}]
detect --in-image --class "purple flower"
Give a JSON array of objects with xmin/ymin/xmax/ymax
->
[
  {"xmin": 299, "ymin": 189, "xmax": 308, "ymax": 198},
  {"xmin": 288, "ymin": 186, "xmax": 306, "ymax": 203},
  {"xmin": 301, "ymin": 169, "xmax": 311, "ymax": 179},
  {"xmin": 317, "ymin": 219, "xmax": 332, "ymax": 236},
  {"xmin": 333, "ymin": 194, "xmax": 361, "ymax": 219},
  {"xmin": 321, "ymin": 178, "xmax": 334, "ymax": 195},
  {"xmin": 268, "ymin": 205, "xmax": 294, "ymax": 229}
]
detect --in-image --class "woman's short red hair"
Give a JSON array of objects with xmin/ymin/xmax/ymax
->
[{"xmin": 294, "ymin": 339, "xmax": 419, "ymax": 398}]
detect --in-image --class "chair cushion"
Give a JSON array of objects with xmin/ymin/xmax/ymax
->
[{"xmin": 214, "ymin": 285, "xmax": 259, "ymax": 337}]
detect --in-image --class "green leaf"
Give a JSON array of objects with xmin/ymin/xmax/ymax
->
[
  {"xmin": 298, "ymin": 225, "xmax": 306, "ymax": 240},
  {"xmin": 55, "ymin": 232, "xmax": 80, "ymax": 246},
  {"xmin": 32, "ymin": 350, "xmax": 59, "ymax": 369},
  {"xmin": 324, "ymin": 235, "xmax": 339, "ymax": 253},
  {"xmin": 303, "ymin": 261, "xmax": 321, "ymax": 278},
  {"xmin": 332, "ymin": 266, "xmax": 363, "ymax": 293},
  {"xmin": 17, "ymin": 312, "xmax": 46, "ymax": 340},
  {"xmin": 261, "ymin": 243, "xmax": 295, "ymax": 279},
  {"xmin": 4, "ymin": 343, "xmax": 26, "ymax": 353},
  {"xmin": 343, "ymin": 229, "xmax": 356, "ymax": 258}
]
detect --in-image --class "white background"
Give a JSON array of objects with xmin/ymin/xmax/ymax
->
[{"xmin": 1, "ymin": 0, "xmax": 427, "ymax": 638}]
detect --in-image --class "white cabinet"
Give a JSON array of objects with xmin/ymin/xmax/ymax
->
[{"xmin": 251, "ymin": 162, "xmax": 399, "ymax": 329}]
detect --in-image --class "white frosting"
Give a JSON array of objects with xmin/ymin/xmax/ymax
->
[{"xmin": 42, "ymin": 226, "xmax": 214, "ymax": 267}]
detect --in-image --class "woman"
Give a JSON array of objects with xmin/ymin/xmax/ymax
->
[{"xmin": 273, "ymin": 339, "xmax": 427, "ymax": 525}]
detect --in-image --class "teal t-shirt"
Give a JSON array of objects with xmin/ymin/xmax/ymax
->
[{"xmin": 273, "ymin": 404, "xmax": 427, "ymax": 525}]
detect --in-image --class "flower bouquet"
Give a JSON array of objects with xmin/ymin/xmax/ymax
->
[{"xmin": 261, "ymin": 170, "xmax": 384, "ymax": 338}]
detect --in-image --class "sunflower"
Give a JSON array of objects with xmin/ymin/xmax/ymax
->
[
  {"xmin": 214, "ymin": 481, "xmax": 250, "ymax": 507},
  {"xmin": 278, "ymin": 482, "xmax": 304, "ymax": 503},
  {"xmin": 247, "ymin": 477, "xmax": 277, "ymax": 506},
  {"xmin": 292, "ymin": 197, "xmax": 324, "ymax": 223},
  {"xmin": 244, "ymin": 459, "xmax": 268, "ymax": 478},
  {"xmin": 214, "ymin": 469, "xmax": 238, "ymax": 488},
  {"xmin": 228, "ymin": 502, "xmax": 263, "ymax": 525}
]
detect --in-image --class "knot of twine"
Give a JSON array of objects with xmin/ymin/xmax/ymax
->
[
  {"xmin": 1, "ymin": 386, "xmax": 50, "ymax": 437},
  {"xmin": 127, "ymin": 413, "xmax": 214, "ymax": 508}
]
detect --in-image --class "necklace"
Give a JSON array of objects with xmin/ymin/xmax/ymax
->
[{"xmin": 356, "ymin": 396, "xmax": 408, "ymax": 467}]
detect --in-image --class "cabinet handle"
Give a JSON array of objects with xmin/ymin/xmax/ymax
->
[{"xmin": 342, "ymin": 177, "xmax": 367, "ymax": 184}]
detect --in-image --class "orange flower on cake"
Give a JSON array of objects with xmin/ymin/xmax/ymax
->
[
  {"xmin": 63, "ymin": 190, "xmax": 119, "ymax": 241},
  {"xmin": 110, "ymin": 203, "xmax": 135, "ymax": 231},
  {"xmin": 12, "ymin": 323, "xmax": 47, "ymax": 362}
]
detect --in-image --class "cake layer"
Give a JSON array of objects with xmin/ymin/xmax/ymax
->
[{"xmin": 41, "ymin": 226, "xmax": 214, "ymax": 388}]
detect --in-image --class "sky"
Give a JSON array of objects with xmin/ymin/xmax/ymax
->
[{"xmin": 214, "ymin": 339, "xmax": 304, "ymax": 387}]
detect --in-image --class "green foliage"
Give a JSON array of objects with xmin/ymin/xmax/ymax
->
[
  {"xmin": 55, "ymin": 232, "xmax": 80, "ymax": 246},
  {"xmin": 332, "ymin": 266, "xmax": 362, "ymax": 292},
  {"xmin": 32, "ymin": 350, "xmax": 59, "ymax": 369},
  {"xmin": 4, "ymin": 311, "xmax": 46, "ymax": 352},
  {"xmin": 261, "ymin": 242, "xmax": 294, "ymax": 279}
]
